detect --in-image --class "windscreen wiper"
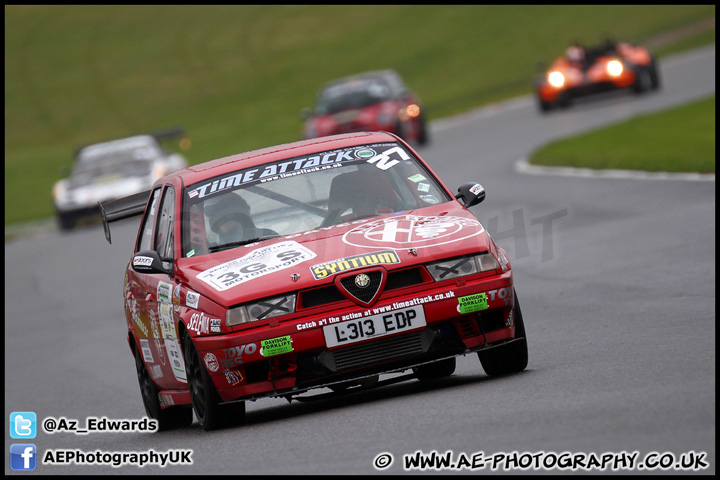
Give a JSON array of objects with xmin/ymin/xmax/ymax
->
[{"xmin": 208, "ymin": 234, "xmax": 280, "ymax": 253}]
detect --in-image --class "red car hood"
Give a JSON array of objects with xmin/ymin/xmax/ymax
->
[
  {"xmin": 177, "ymin": 202, "xmax": 493, "ymax": 307},
  {"xmin": 311, "ymin": 101, "xmax": 394, "ymax": 134}
]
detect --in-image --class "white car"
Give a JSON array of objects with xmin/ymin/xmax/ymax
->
[{"xmin": 53, "ymin": 132, "xmax": 188, "ymax": 230}]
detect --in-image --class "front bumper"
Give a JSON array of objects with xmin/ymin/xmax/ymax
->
[
  {"xmin": 537, "ymin": 74, "xmax": 636, "ymax": 102},
  {"xmin": 189, "ymin": 270, "xmax": 517, "ymax": 403}
]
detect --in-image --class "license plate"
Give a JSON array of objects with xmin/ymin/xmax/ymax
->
[{"xmin": 323, "ymin": 305, "xmax": 426, "ymax": 348}]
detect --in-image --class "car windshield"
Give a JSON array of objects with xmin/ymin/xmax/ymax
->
[
  {"xmin": 315, "ymin": 78, "xmax": 394, "ymax": 115},
  {"xmin": 181, "ymin": 142, "xmax": 451, "ymax": 257},
  {"xmin": 69, "ymin": 154, "xmax": 153, "ymax": 186}
]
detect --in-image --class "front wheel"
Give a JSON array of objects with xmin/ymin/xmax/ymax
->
[
  {"xmin": 133, "ymin": 341, "xmax": 193, "ymax": 431},
  {"xmin": 183, "ymin": 334, "xmax": 245, "ymax": 431},
  {"xmin": 478, "ymin": 292, "xmax": 528, "ymax": 377}
]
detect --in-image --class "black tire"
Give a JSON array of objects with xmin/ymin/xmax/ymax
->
[
  {"xmin": 183, "ymin": 334, "xmax": 245, "ymax": 431},
  {"xmin": 478, "ymin": 293, "xmax": 528, "ymax": 377},
  {"xmin": 417, "ymin": 116, "xmax": 429, "ymax": 145},
  {"xmin": 632, "ymin": 66, "xmax": 652, "ymax": 94},
  {"xmin": 413, "ymin": 357, "xmax": 456, "ymax": 381},
  {"xmin": 57, "ymin": 212, "xmax": 76, "ymax": 231},
  {"xmin": 648, "ymin": 59, "xmax": 661, "ymax": 90},
  {"xmin": 537, "ymin": 92, "xmax": 555, "ymax": 113},
  {"xmin": 132, "ymin": 341, "xmax": 193, "ymax": 431}
]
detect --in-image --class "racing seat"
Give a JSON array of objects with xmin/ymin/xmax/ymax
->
[{"xmin": 322, "ymin": 167, "xmax": 400, "ymax": 226}]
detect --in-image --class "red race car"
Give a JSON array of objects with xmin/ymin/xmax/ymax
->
[
  {"xmin": 301, "ymin": 69, "xmax": 429, "ymax": 145},
  {"xmin": 535, "ymin": 39, "xmax": 660, "ymax": 112},
  {"xmin": 101, "ymin": 131, "xmax": 526, "ymax": 431}
]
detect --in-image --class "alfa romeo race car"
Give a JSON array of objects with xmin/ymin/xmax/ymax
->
[
  {"xmin": 53, "ymin": 129, "xmax": 188, "ymax": 230},
  {"xmin": 101, "ymin": 131, "xmax": 527, "ymax": 431},
  {"xmin": 301, "ymin": 69, "xmax": 429, "ymax": 145},
  {"xmin": 535, "ymin": 39, "xmax": 660, "ymax": 112}
]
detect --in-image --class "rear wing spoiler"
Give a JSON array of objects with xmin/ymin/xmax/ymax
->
[{"xmin": 99, "ymin": 190, "xmax": 151, "ymax": 244}]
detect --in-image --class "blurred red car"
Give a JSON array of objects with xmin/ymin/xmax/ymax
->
[
  {"xmin": 302, "ymin": 69, "xmax": 429, "ymax": 145},
  {"xmin": 535, "ymin": 39, "xmax": 660, "ymax": 112}
]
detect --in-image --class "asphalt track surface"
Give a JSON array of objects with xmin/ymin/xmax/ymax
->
[{"xmin": 5, "ymin": 44, "xmax": 715, "ymax": 475}]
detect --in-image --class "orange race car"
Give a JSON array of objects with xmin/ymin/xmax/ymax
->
[{"xmin": 535, "ymin": 39, "xmax": 660, "ymax": 112}]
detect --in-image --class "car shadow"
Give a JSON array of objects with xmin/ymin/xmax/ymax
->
[{"xmin": 234, "ymin": 369, "xmax": 532, "ymax": 429}]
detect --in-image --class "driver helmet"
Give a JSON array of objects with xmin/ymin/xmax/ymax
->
[
  {"xmin": 206, "ymin": 193, "xmax": 252, "ymax": 234},
  {"xmin": 566, "ymin": 45, "xmax": 585, "ymax": 63}
]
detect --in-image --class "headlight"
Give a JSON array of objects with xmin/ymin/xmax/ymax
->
[
  {"xmin": 399, "ymin": 104, "xmax": 421, "ymax": 121},
  {"xmin": 548, "ymin": 71, "xmax": 565, "ymax": 88},
  {"xmin": 406, "ymin": 103, "xmax": 421, "ymax": 118},
  {"xmin": 426, "ymin": 253, "xmax": 499, "ymax": 281},
  {"xmin": 226, "ymin": 293, "xmax": 297, "ymax": 326},
  {"xmin": 152, "ymin": 165, "xmax": 166, "ymax": 180},
  {"xmin": 607, "ymin": 60, "xmax": 623, "ymax": 76}
]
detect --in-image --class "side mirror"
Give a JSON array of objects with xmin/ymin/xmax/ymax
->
[
  {"xmin": 300, "ymin": 107, "xmax": 313, "ymax": 119},
  {"xmin": 132, "ymin": 250, "xmax": 173, "ymax": 276},
  {"xmin": 455, "ymin": 183, "xmax": 485, "ymax": 208}
]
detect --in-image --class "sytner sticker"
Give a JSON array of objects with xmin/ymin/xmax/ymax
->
[
  {"xmin": 197, "ymin": 241, "xmax": 316, "ymax": 291},
  {"xmin": 343, "ymin": 214, "xmax": 485, "ymax": 249}
]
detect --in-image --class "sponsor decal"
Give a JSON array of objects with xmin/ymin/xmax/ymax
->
[
  {"xmin": 140, "ymin": 339, "xmax": 154, "ymax": 363},
  {"xmin": 457, "ymin": 293, "xmax": 489, "ymax": 314},
  {"xmin": 188, "ymin": 312, "xmax": 220, "ymax": 336},
  {"xmin": 159, "ymin": 394, "xmax": 175, "ymax": 407},
  {"xmin": 186, "ymin": 290, "xmax": 200, "ymax": 309},
  {"xmin": 188, "ymin": 148, "xmax": 362, "ymax": 200},
  {"xmin": 132, "ymin": 305, "xmax": 149, "ymax": 337},
  {"xmin": 133, "ymin": 255, "xmax": 153, "ymax": 268},
  {"xmin": 151, "ymin": 364, "xmax": 164, "ymax": 379},
  {"xmin": 204, "ymin": 353, "xmax": 220, "ymax": 372},
  {"xmin": 221, "ymin": 343, "xmax": 257, "ymax": 368},
  {"xmin": 198, "ymin": 241, "xmax": 316, "ymax": 291},
  {"xmin": 173, "ymin": 285, "xmax": 181, "ymax": 313},
  {"xmin": 261, "ymin": 336, "xmax": 293, "ymax": 357},
  {"xmin": 224, "ymin": 369, "xmax": 244, "ymax": 386},
  {"xmin": 470, "ymin": 183, "xmax": 483, "ymax": 195},
  {"xmin": 149, "ymin": 310, "xmax": 165, "ymax": 366},
  {"xmin": 157, "ymin": 282, "xmax": 172, "ymax": 302},
  {"xmin": 455, "ymin": 288, "xmax": 514, "ymax": 313},
  {"xmin": 310, "ymin": 249, "xmax": 400, "ymax": 280},
  {"xmin": 343, "ymin": 214, "xmax": 485, "ymax": 249},
  {"xmin": 312, "ymin": 291, "xmax": 456, "ymax": 328},
  {"xmin": 355, "ymin": 148, "xmax": 377, "ymax": 160},
  {"xmin": 157, "ymin": 282, "xmax": 186, "ymax": 383},
  {"xmin": 210, "ymin": 318, "xmax": 221, "ymax": 333},
  {"xmin": 366, "ymin": 145, "xmax": 410, "ymax": 171}
]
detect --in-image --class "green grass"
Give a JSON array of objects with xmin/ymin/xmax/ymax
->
[
  {"xmin": 530, "ymin": 96, "xmax": 716, "ymax": 173},
  {"xmin": 4, "ymin": 5, "xmax": 716, "ymax": 226}
]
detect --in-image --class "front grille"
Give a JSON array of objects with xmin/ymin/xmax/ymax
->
[
  {"xmin": 298, "ymin": 267, "xmax": 426, "ymax": 309},
  {"xmin": 339, "ymin": 271, "xmax": 383, "ymax": 303},
  {"xmin": 300, "ymin": 285, "xmax": 344, "ymax": 308},
  {"xmin": 318, "ymin": 330, "xmax": 435, "ymax": 372},
  {"xmin": 457, "ymin": 317, "xmax": 479, "ymax": 338},
  {"xmin": 385, "ymin": 267, "xmax": 424, "ymax": 290}
]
